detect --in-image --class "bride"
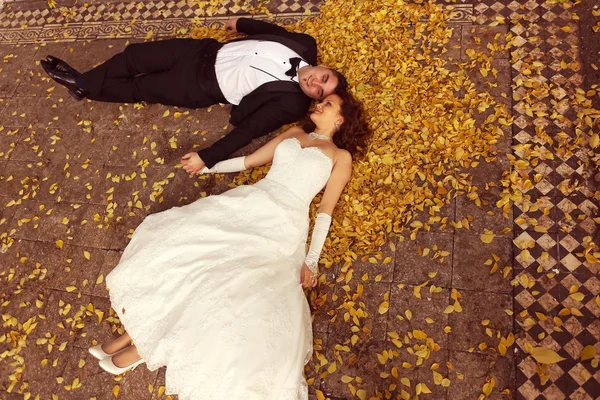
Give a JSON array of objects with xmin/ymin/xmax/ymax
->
[{"xmin": 89, "ymin": 90, "xmax": 371, "ymax": 399}]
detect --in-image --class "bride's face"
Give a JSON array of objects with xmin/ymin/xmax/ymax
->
[{"xmin": 310, "ymin": 94, "xmax": 344, "ymax": 132}]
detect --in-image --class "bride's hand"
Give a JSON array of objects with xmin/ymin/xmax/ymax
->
[
  {"xmin": 300, "ymin": 263, "xmax": 317, "ymax": 289},
  {"xmin": 181, "ymin": 152, "xmax": 206, "ymax": 174}
]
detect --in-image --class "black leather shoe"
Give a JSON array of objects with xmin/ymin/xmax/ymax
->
[
  {"xmin": 40, "ymin": 59, "xmax": 86, "ymax": 101},
  {"xmin": 45, "ymin": 55, "xmax": 81, "ymax": 76}
]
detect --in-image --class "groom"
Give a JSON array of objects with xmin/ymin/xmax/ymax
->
[{"xmin": 41, "ymin": 17, "xmax": 347, "ymax": 173}]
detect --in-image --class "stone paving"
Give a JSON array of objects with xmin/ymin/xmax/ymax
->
[{"xmin": 0, "ymin": 0, "xmax": 599, "ymax": 400}]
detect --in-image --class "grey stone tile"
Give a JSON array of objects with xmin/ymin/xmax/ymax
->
[
  {"xmin": 448, "ymin": 290, "xmax": 513, "ymax": 354},
  {"xmin": 394, "ymin": 232, "xmax": 454, "ymax": 288},
  {"xmin": 448, "ymin": 350, "xmax": 515, "ymax": 400},
  {"xmin": 452, "ymin": 232, "xmax": 513, "ymax": 293}
]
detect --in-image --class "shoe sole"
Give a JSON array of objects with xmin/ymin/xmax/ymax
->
[{"xmin": 68, "ymin": 90, "xmax": 84, "ymax": 101}]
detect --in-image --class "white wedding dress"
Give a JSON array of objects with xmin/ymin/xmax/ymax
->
[{"xmin": 106, "ymin": 138, "xmax": 333, "ymax": 400}]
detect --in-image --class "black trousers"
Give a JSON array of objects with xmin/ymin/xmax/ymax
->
[{"xmin": 77, "ymin": 38, "xmax": 227, "ymax": 108}]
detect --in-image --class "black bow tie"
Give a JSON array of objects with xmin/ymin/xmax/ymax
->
[{"xmin": 285, "ymin": 57, "xmax": 303, "ymax": 78}]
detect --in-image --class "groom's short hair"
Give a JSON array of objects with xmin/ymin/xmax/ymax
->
[{"xmin": 331, "ymin": 69, "xmax": 348, "ymax": 93}]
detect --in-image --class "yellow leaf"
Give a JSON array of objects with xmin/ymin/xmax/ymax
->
[
  {"xmin": 405, "ymin": 309, "xmax": 412, "ymax": 320},
  {"xmin": 356, "ymin": 389, "xmax": 367, "ymax": 400},
  {"xmin": 378, "ymin": 301, "xmax": 389, "ymax": 314},
  {"xmin": 84, "ymin": 251, "xmax": 91, "ymax": 260},
  {"xmin": 590, "ymin": 133, "xmax": 599, "ymax": 148},
  {"xmin": 55, "ymin": 239, "xmax": 64, "ymax": 249},
  {"xmin": 569, "ymin": 285, "xmax": 579, "ymax": 294},
  {"xmin": 316, "ymin": 390, "xmax": 325, "ymax": 400},
  {"xmin": 570, "ymin": 308, "xmax": 583, "ymax": 317},
  {"xmin": 413, "ymin": 285, "xmax": 422, "ymax": 299},
  {"xmin": 560, "ymin": 59, "xmax": 568, "ymax": 69},
  {"xmin": 413, "ymin": 330, "xmax": 427, "ymax": 340},
  {"xmin": 570, "ymin": 292, "xmax": 585, "ymax": 302},
  {"xmin": 482, "ymin": 377, "xmax": 496, "ymax": 396},
  {"xmin": 581, "ymin": 345, "xmax": 595, "ymax": 361},
  {"xmin": 95, "ymin": 309, "xmax": 104, "ymax": 323},
  {"xmin": 480, "ymin": 230, "xmax": 495, "ymax": 244},
  {"xmin": 432, "ymin": 370, "xmax": 443, "ymax": 385},
  {"xmin": 507, "ymin": 332, "xmax": 515, "ymax": 347},
  {"xmin": 498, "ymin": 343, "xmax": 507, "ymax": 356},
  {"xmin": 327, "ymin": 361, "xmax": 337, "ymax": 373},
  {"xmin": 113, "ymin": 385, "xmax": 120, "ymax": 398},
  {"xmin": 416, "ymin": 383, "xmax": 432, "ymax": 394},
  {"xmin": 341, "ymin": 375, "xmax": 354, "ymax": 383},
  {"xmin": 443, "ymin": 305, "xmax": 454, "ymax": 314},
  {"xmin": 530, "ymin": 347, "xmax": 566, "ymax": 364},
  {"xmin": 514, "ymin": 160, "xmax": 528, "ymax": 170},
  {"xmin": 162, "ymin": 110, "xmax": 170, "ymax": 117}
]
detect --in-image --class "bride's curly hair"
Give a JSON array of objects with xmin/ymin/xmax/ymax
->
[{"xmin": 302, "ymin": 90, "xmax": 372, "ymax": 158}]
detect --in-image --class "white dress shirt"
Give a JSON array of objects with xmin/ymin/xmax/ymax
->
[{"xmin": 214, "ymin": 40, "xmax": 308, "ymax": 105}]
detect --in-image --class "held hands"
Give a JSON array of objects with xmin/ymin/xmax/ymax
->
[
  {"xmin": 224, "ymin": 18, "xmax": 239, "ymax": 33},
  {"xmin": 300, "ymin": 263, "xmax": 318, "ymax": 289},
  {"xmin": 181, "ymin": 152, "xmax": 206, "ymax": 175}
]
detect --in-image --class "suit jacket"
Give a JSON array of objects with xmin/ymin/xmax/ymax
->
[{"xmin": 198, "ymin": 18, "xmax": 317, "ymax": 168}]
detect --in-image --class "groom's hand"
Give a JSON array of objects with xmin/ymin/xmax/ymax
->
[
  {"xmin": 181, "ymin": 152, "xmax": 206, "ymax": 175},
  {"xmin": 224, "ymin": 18, "xmax": 239, "ymax": 33}
]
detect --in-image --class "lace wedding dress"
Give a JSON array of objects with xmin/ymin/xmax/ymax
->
[{"xmin": 106, "ymin": 138, "xmax": 333, "ymax": 400}]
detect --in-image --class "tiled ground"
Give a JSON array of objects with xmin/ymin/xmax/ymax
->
[{"xmin": 0, "ymin": 0, "xmax": 599, "ymax": 399}]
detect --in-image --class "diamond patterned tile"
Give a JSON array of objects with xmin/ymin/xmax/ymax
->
[
  {"xmin": 557, "ymin": 230, "xmax": 599, "ymax": 277},
  {"xmin": 0, "ymin": 1, "xmax": 472, "ymax": 44},
  {"xmin": 474, "ymin": 0, "xmax": 541, "ymax": 25},
  {"xmin": 516, "ymin": 337, "xmax": 570, "ymax": 399},
  {"xmin": 555, "ymin": 197, "xmax": 599, "ymax": 237},
  {"xmin": 0, "ymin": 0, "xmax": 323, "ymax": 43},
  {"xmin": 513, "ymin": 194, "xmax": 559, "ymax": 233},
  {"xmin": 553, "ymin": 138, "xmax": 600, "ymax": 198},
  {"xmin": 512, "ymin": 140, "xmax": 600, "ymax": 400}
]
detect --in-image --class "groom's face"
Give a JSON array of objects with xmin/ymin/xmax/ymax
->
[{"xmin": 298, "ymin": 66, "xmax": 339, "ymax": 100}]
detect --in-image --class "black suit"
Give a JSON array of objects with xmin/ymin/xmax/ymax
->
[{"xmin": 77, "ymin": 18, "xmax": 317, "ymax": 168}]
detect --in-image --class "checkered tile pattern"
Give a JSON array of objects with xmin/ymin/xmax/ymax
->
[
  {"xmin": 0, "ymin": 0, "xmax": 307, "ymax": 28},
  {"xmin": 0, "ymin": 1, "xmax": 473, "ymax": 43},
  {"xmin": 487, "ymin": 0, "xmax": 600, "ymax": 398},
  {"xmin": 514, "ymin": 195, "xmax": 558, "ymax": 232},
  {"xmin": 0, "ymin": 0, "xmax": 324, "ymax": 38},
  {"xmin": 474, "ymin": 0, "xmax": 540, "ymax": 25}
]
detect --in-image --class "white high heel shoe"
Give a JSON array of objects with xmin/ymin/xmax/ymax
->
[
  {"xmin": 99, "ymin": 355, "xmax": 146, "ymax": 375},
  {"xmin": 88, "ymin": 344, "xmax": 126, "ymax": 361}
]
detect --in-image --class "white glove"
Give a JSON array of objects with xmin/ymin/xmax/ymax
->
[
  {"xmin": 201, "ymin": 156, "xmax": 247, "ymax": 174},
  {"xmin": 304, "ymin": 213, "xmax": 332, "ymax": 275}
]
